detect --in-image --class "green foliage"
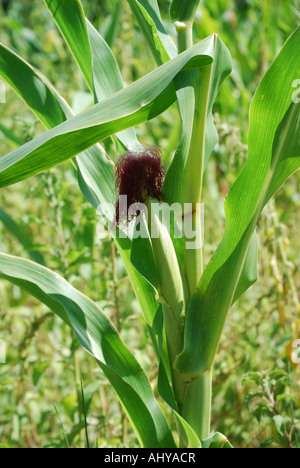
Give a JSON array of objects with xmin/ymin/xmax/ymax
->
[
  {"xmin": 0, "ymin": 0, "xmax": 299, "ymax": 449},
  {"xmin": 243, "ymin": 369, "xmax": 300, "ymax": 448}
]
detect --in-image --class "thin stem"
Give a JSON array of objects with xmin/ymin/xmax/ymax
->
[
  {"xmin": 175, "ymin": 21, "xmax": 193, "ymax": 54},
  {"xmin": 54, "ymin": 404, "xmax": 70, "ymax": 449},
  {"xmin": 81, "ymin": 381, "xmax": 90, "ymax": 449},
  {"xmin": 173, "ymin": 12, "xmax": 213, "ymax": 440}
]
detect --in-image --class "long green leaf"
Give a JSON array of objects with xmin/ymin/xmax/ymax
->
[
  {"xmin": 0, "ymin": 123, "xmax": 24, "ymax": 147},
  {"xmin": 0, "ymin": 35, "xmax": 215, "ymax": 187},
  {"xmin": 104, "ymin": 0, "xmax": 122, "ymax": 48},
  {"xmin": 0, "ymin": 43, "xmax": 67, "ymax": 128},
  {"xmin": 0, "ymin": 41, "xmax": 115, "ymax": 214},
  {"xmin": 44, "ymin": 0, "xmax": 139, "ymax": 149},
  {"xmin": 43, "ymin": 0, "xmax": 93, "ymax": 92},
  {"xmin": 175, "ymin": 26, "xmax": 300, "ymax": 378},
  {"xmin": 0, "ymin": 252, "xmax": 176, "ymax": 448},
  {"xmin": 127, "ymin": 0, "xmax": 177, "ymax": 65}
]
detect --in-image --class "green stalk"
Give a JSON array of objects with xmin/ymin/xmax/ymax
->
[
  {"xmin": 180, "ymin": 76, "xmax": 213, "ymax": 438},
  {"xmin": 175, "ymin": 21, "xmax": 193, "ymax": 54},
  {"xmin": 172, "ymin": 0, "xmax": 203, "ymax": 54},
  {"xmin": 182, "ymin": 369, "xmax": 212, "ymax": 440},
  {"xmin": 173, "ymin": 1, "xmax": 213, "ymax": 440}
]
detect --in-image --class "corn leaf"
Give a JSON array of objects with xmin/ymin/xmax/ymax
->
[
  {"xmin": 127, "ymin": 0, "xmax": 177, "ymax": 65},
  {"xmin": 202, "ymin": 432, "xmax": 233, "ymax": 448},
  {"xmin": 104, "ymin": 0, "xmax": 122, "ymax": 48},
  {"xmin": 0, "ymin": 35, "xmax": 214, "ymax": 187},
  {"xmin": 0, "ymin": 41, "xmax": 115, "ymax": 214},
  {"xmin": 174, "ymin": 412, "xmax": 202, "ymax": 448},
  {"xmin": 44, "ymin": 0, "xmax": 139, "ymax": 148},
  {"xmin": 43, "ymin": 0, "xmax": 93, "ymax": 92},
  {"xmin": 0, "ymin": 252, "xmax": 176, "ymax": 448},
  {"xmin": 175, "ymin": 26, "xmax": 300, "ymax": 378}
]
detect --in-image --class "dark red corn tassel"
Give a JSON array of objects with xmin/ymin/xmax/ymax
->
[{"xmin": 115, "ymin": 146, "xmax": 165, "ymax": 226}]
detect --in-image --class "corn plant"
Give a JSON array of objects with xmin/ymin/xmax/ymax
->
[{"xmin": 0, "ymin": 0, "xmax": 299, "ymax": 448}]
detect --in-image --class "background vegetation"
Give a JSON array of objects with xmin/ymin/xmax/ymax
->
[{"xmin": 0, "ymin": 0, "xmax": 299, "ymax": 448}]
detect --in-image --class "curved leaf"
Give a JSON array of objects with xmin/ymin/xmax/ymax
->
[
  {"xmin": 0, "ymin": 34, "xmax": 215, "ymax": 187},
  {"xmin": 44, "ymin": 0, "xmax": 139, "ymax": 149},
  {"xmin": 0, "ymin": 43, "xmax": 67, "ymax": 128},
  {"xmin": 0, "ymin": 252, "xmax": 176, "ymax": 448},
  {"xmin": 202, "ymin": 432, "xmax": 233, "ymax": 448},
  {"xmin": 174, "ymin": 412, "xmax": 202, "ymax": 448},
  {"xmin": 43, "ymin": 0, "xmax": 93, "ymax": 91}
]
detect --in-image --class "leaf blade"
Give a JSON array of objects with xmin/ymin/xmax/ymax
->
[
  {"xmin": 0, "ymin": 35, "xmax": 215, "ymax": 187},
  {"xmin": 0, "ymin": 251, "xmax": 176, "ymax": 448}
]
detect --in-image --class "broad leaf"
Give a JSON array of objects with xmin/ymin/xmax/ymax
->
[{"xmin": 0, "ymin": 34, "xmax": 215, "ymax": 187}]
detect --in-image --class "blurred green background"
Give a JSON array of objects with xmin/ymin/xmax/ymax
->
[{"xmin": 0, "ymin": 0, "xmax": 299, "ymax": 448}]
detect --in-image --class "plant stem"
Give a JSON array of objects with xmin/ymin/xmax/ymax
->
[
  {"xmin": 175, "ymin": 21, "xmax": 193, "ymax": 54},
  {"xmin": 182, "ymin": 369, "xmax": 212, "ymax": 440},
  {"xmin": 173, "ymin": 12, "xmax": 214, "ymax": 441}
]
